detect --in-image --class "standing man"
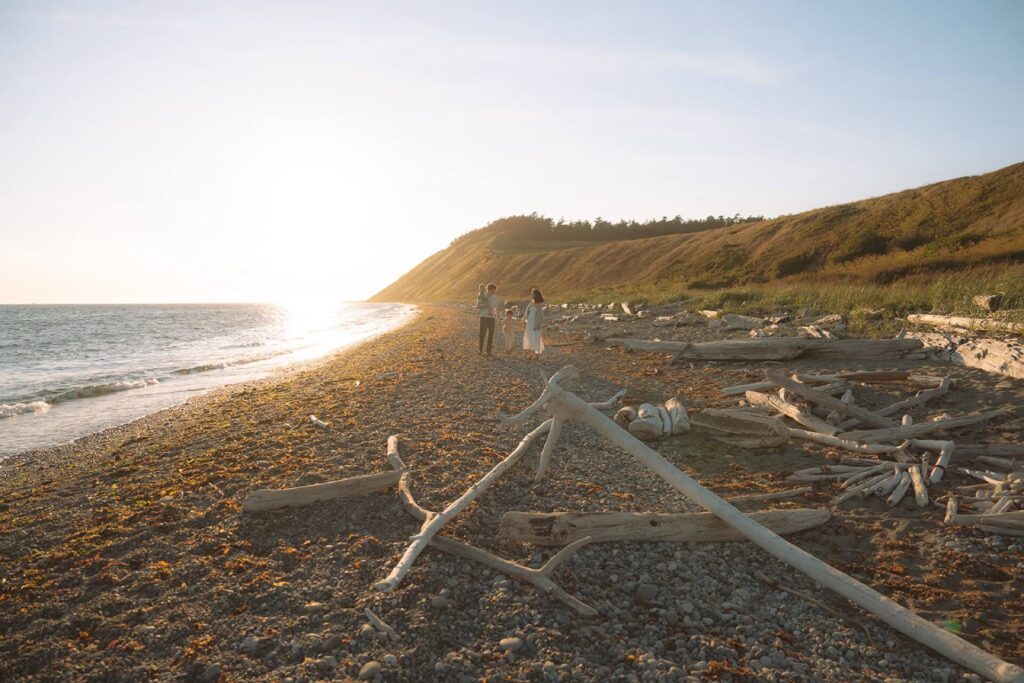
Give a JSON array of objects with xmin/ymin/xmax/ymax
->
[{"xmin": 479, "ymin": 282, "xmax": 500, "ymax": 355}]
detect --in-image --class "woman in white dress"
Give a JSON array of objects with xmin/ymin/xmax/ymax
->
[{"xmin": 522, "ymin": 288, "xmax": 545, "ymax": 355}]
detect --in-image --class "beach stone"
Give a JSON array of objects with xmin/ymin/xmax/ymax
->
[
  {"xmin": 382, "ymin": 654, "xmax": 398, "ymax": 666},
  {"xmin": 359, "ymin": 624, "xmax": 376, "ymax": 637},
  {"xmin": 431, "ymin": 595, "xmax": 449, "ymax": 609},
  {"xmin": 499, "ymin": 637, "xmax": 525, "ymax": 652},
  {"xmin": 318, "ymin": 656, "xmax": 338, "ymax": 672},
  {"xmin": 358, "ymin": 661, "xmax": 381, "ymax": 679},
  {"xmin": 635, "ymin": 584, "xmax": 659, "ymax": 604},
  {"xmin": 681, "ymin": 600, "xmax": 694, "ymax": 614},
  {"xmin": 200, "ymin": 664, "xmax": 221, "ymax": 682},
  {"xmin": 322, "ymin": 634, "xmax": 342, "ymax": 651}
]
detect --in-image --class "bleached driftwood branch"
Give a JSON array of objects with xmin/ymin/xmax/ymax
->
[
  {"xmin": 242, "ymin": 471, "xmax": 401, "ymax": 513},
  {"xmin": 387, "ymin": 442, "xmax": 597, "ymax": 615},
  {"xmin": 840, "ymin": 409, "xmax": 1007, "ymax": 443},
  {"xmin": 499, "ymin": 508, "xmax": 830, "ymax": 546}
]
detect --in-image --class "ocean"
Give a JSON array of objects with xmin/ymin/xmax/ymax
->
[{"xmin": 0, "ymin": 302, "xmax": 414, "ymax": 458}]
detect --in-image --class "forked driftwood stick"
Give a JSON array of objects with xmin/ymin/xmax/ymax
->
[
  {"xmin": 374, "ymin": 418, "xmax": 554, "ymax": 592},
  {"xmin": 391, "ymin": 455, "xmax": 597, "ymax": 615},
  {"xmin": 499, "ymin": 508, "xmax": 830, "ymax": 546},
  {"xmin": 541, "ymin": 369, "xmax": 1022, "ymax": 683},
  {"xmin": 377, "ymin": 380, "xmax": 624, "ymax": 592},
  {"xmin": 242, "ymin": 470, "xmax": 401, "ymax": 513}
]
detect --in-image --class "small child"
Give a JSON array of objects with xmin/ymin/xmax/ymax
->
[
  {"xmin": 476, "ymin": 284, "xmax": 488, "ymax": 313},
  {"xmin": 499, "ymin": 309, "xmax": 518, "ymax": 354}
]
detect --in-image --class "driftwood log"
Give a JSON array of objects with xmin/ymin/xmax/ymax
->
[
  {"xmin": 908, "ymin": 313, "xmax": 1024, "ymax": 335},
  {"xmin": 839, "ymin": 409, "xmax": 1007, "ymax": 443},
  {"xmin": 500, "ymin": 508, "xmax": 831, "ymax": 546},
  {"xmin": 690, "ymin": 409, "xmax": 790, "ymax": 448},
  {"xmin": 607, "ymin": 337, "xmax": 923, "ymax": 361},
  {"xmin": 953, "ymin": 339, "xmax": 1024, "ymax": 380},
  {"xmin": 242, "ymin": 470, "xmax": 400, "ymax": 513}
]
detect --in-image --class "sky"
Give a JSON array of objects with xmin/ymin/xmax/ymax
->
[{"xmin": 1, "ymin": 1, "xmax": 1022, "ymax": 304}]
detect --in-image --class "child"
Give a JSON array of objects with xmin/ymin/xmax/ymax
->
[
  {"xmin": 500, "ymin": 309, "xmax": 518, "ymax": 354},
  {"xmin": 476, "ymin": 284, "xmax": 488, "ymax": 313}
]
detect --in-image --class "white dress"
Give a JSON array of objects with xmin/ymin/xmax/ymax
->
[{"xmin": 523, "ymin": 303, "xmax": 545, "ymax": 354}]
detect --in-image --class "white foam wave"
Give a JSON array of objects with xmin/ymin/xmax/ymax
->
[
  {"xmin": 51, "ymin": 378, "xmax": 159, "ymax": 403},
  {"xmin": 0, "ymin": 400, "xmax": 52, "ymax": 419}
]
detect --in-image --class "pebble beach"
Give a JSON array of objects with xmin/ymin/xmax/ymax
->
[{"xmin": 1, "ymin": 305, "xmax": 1022, "ymax": 682}]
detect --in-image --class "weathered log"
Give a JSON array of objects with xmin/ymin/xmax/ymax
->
[
  {"xmin": 766, "ymin": 372, "xmax": 897, "ymax": 429},
  {"xmin": 309, "ymin": 415, "xmax": 329, "ymax": 429},
  {"xmin": 500, "ymin": 508, "xmax": 831, "ymax": 546},
  {"xmin": 908, "ymin": 313, "xmax": 1024, "ymax": 335},
  {"xmin": 746, "ymin": 390, "xmax": 838, "ymax": 435},
  {"xmin": 908, "ymin": 465, "xmax": 929, "ymax": 507},
  {"xmin": 690, "ymin": 409, "xmax": 790, "ymax": 448},
  {"xmin": 788, "ymin": 428, "xmax": 900, "ymax": 454},
  {"xmin": 840, "ymin": 410, "xmax": 1007, "ymax": 444},
  {"xmin": 608, "ymin": 337, "xmax": 923, "ymax": 361},
  {"xmin": 953, "ymin": 339, "xmax": 1024, "ymax": 380},
  {"xmin": 542, "ymin": 374, "xmax": 1024, "ymax": 683},
  {"xmin": 800, "ymin": 338, "xmax": 924, "ymax": 360},
  {"xmin": 242, "ymin": 470, "xmax": 401, "ymax": 513}
]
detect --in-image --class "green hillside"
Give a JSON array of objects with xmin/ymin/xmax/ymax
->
[{"xmin": 372, "ymin": 161, "xmax": 1024, "ymax": 309}]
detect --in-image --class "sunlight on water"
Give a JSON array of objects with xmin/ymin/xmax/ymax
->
[{"xmin": 0, "ymin": 302, "xmax": 414, "ymax": 457}]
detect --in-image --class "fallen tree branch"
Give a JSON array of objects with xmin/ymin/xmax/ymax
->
[{"xmin": 766, "ymin": 372, "xmax": 896, "ymax": 429}]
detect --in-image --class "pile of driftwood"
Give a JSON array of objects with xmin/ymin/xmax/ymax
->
[
  {"xmin": 704, "ymin": 370, "xmax": 1023, "ymax": 526},
  {"xmin": 241, "ymin": 368, "xmax": 1023, "ymax": 682},
  {"xmin": 944, "ymin": 455, "xmax": 1024, "ymax": 537}
]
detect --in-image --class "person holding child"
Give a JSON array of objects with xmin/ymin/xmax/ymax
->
[
  {"xmin": 522, "ymin": 288, "xmax": 545, "ymax": 355},
  {"xmin": 477, "ymin": 282, "xmax": 500, "ymax": 355}
]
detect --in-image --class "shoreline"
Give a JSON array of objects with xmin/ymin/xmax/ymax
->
[
  {"xmin": 0, "ymin": 304, "xmax": 419, "ymax": 470},
  {"xmin": 1, "ymin": 304, "xmax": 1020, "ymax": 681}
]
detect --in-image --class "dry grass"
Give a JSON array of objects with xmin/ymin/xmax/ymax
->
[{"xmin": 371, "ymin": 161, "xmax": 1024, "ymax": 309}]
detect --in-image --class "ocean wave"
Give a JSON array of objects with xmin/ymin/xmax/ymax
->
[
  {"xmin": 50, "ymin": 378, "xmax": 160, "ymax": 403},
  {"xmin": 173, "ymin": 362, "xmax": 228, "ymax": 375},
  {"xmin": 171, "ymin": 350, "xmax": 291, "ymax": 375},
  {"xmin": 0, "ymin": 400, "xmax": 52, "ymax": 419}
]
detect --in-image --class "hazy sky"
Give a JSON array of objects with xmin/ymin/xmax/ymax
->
[{"xmin": 2, "ymin": 1, "xmax": 1022, "ymax": 304}]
